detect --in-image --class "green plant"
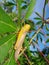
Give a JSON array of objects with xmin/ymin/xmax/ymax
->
[{"xmin": 0, "ymin": 0, "xmax": 49, "ymax": 65}]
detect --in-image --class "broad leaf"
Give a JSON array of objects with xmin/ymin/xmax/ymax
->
[
  {"xmin": 0, "ymin": 7, "xmax": 16, "ymax": 33},
  {"xmin": 25, "ymin": 0, "xmax": 36, "ymax": 19},
  {"xmin": 0, "ymin": 34, "xmax": 16, "ymax": 63},
  {"xmin": 4, "ymin": 50, "xmax": 16, "ymax": 65},
  {"xmin": 0, "ymin": 21, "xmax": 16, "ymax": 33}
]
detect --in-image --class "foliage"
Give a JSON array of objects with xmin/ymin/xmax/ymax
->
[{"xmin": 0, "ymin": 0, "xmax": 49, "ymax": 65}]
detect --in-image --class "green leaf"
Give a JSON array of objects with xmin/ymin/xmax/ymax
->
[
  {"xmin": 39, "ymin": 35, "xmax": 42, "ymax": 42},
  {"xmin": 46, "ymin": 0, "xmax": 48, "ymax": 5},
  {"xmin": 47, "ymin": 34, "xmax": 49, "ymax": 36},
  {"xmin": 22, "ymin": 0, "xmax": 28, "ymax": 4},
  {"xmin": 35, "ymin": 12, "xmax": 41, "ymax": 18},
  {"xmin": 0, "ymin": 7, "xmax": 16, "ymax": 33},
  {"xmin": 0, "ymin": 34, "xmax": 16, "ymax": 63},
  {"xmin": 17, "ymin": 0, "xmax": 22, "ymax": 22},
  {"xmin": 0, "ymin": 21, "xmax": 16, "ymax": 33},
  {"xmin": 36, "ymin": 34, "xmax": 39, "ymax": 41},
  {"xmin": 4, "ymin": 50, "xmax": 16, "ymax": 65},
  {"xmin": 21, "ymin": 5, "xmax": 27, "ymax": 9},
  {"xmin": 4, "ymin": 2, "xmax": 16, "ymax": 6},
  {"xmin": 34, "ymin": 17, "xmax": 42, "ymax": 20},
  {"xmin": 36, "ymin": 21, "xmax": 42, "ymax": 25},
  {"xmin": 24, "ymin": 37, "xmax": 29, "ymax": 48},
  {"xmin": 46, "ymin": 39, "xmax": 49, "ymax": 43},
  {"xmin": 39, "ymin": 32, "xmax": 44, "ymax": 36},
  {"xmin": 46, "ymin": 25, "xmax": 49, "ymax": 31},
  {"xmin": 25, "ymin": 0, "xmax": 36, "ymax": 19}
]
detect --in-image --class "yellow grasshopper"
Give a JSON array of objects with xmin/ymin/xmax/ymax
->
[{"xmin": 14, "ymin": 24, "xmax": 30, "ymax": 61}]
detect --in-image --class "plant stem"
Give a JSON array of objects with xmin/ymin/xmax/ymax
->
[
  {"xmin": 32, "ymin": 42, "xmax": 49, "ymax": 64},
  {"xmin": 30, "ymin": 27, "xmax": 41, "ymax": 44},
  {"xmin": 23, "ymin": 53, "xmax": 33, "ymax": 65},
  {"xmin": 43, "ymin": 0, "xmax": 46, "ymax": 20},
  {"xmin": 17, "ymin": 60, "xmax": 20, "ymax": 65}
]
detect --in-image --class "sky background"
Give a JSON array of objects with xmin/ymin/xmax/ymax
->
[{"xmin": 30, "ymin": 0, "xmax": 49, "ymax": 51}]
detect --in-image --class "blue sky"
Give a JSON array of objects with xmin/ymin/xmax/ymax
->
[
  {"xmin": 30, "ymin": 0, "xmax": 49, "ymax": 51},
  {"xmin": 45, "ymin": 3, "xmax": 49, "ymax": 19}
]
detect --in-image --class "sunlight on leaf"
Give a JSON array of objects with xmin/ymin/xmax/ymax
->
[{"xmin": 0, "ymin": 7, "xmax": 16, "ymax": 33}]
